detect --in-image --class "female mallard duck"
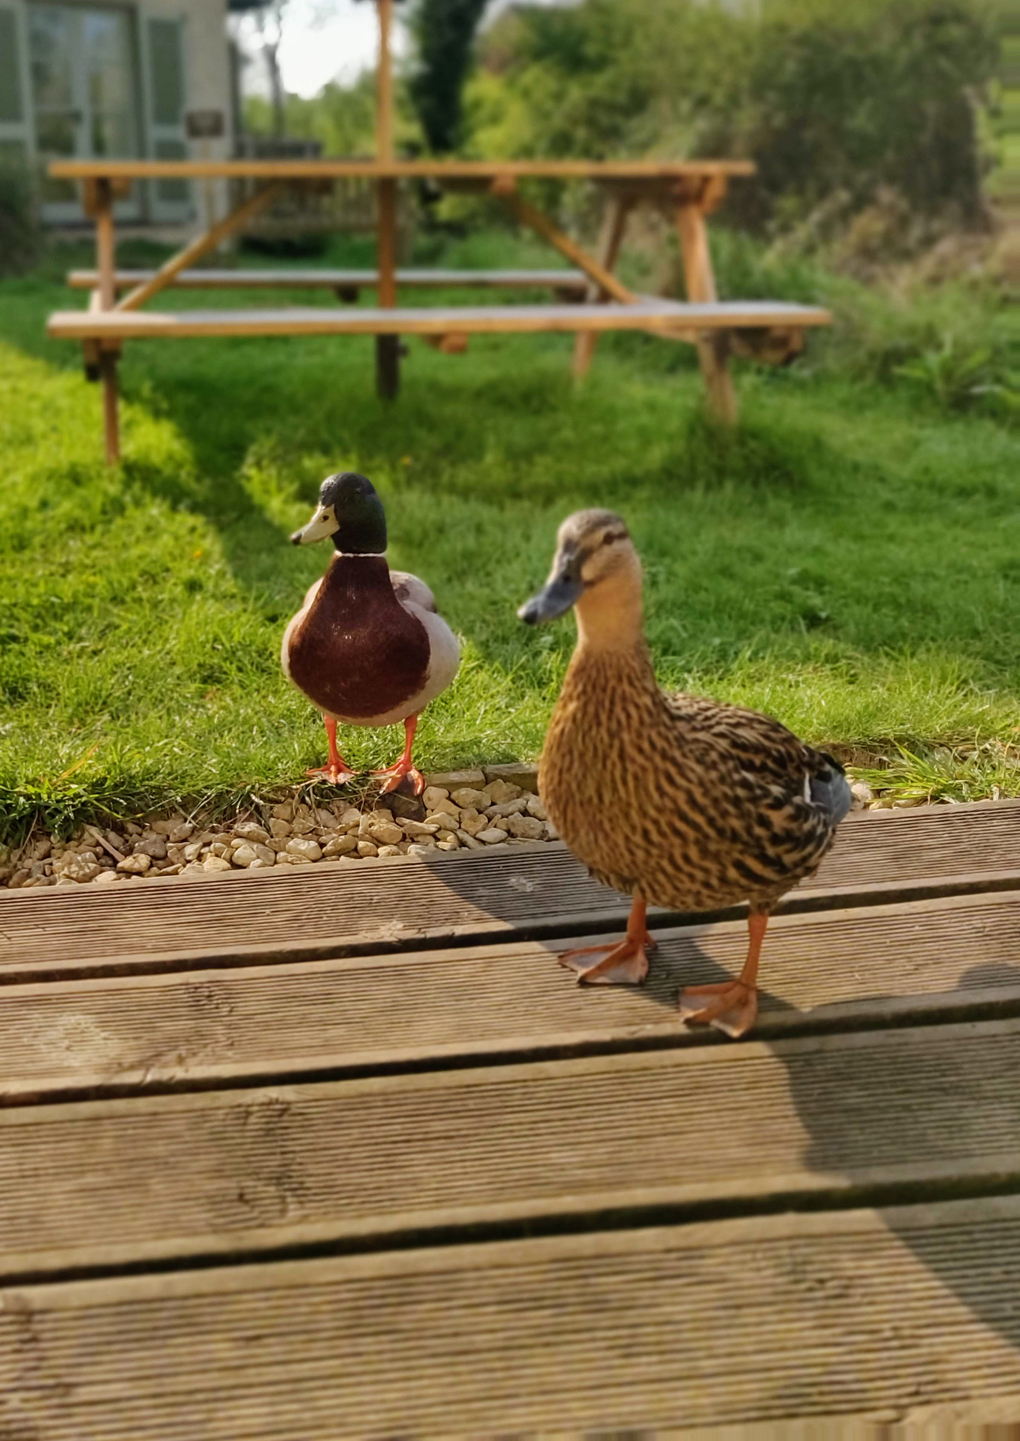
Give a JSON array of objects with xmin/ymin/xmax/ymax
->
[
  {"xmin": 519, "ymin": 509, "xmax": 851, "ymax": 1038},
  {"xmin": 283, "ymin": 471, "xmax": 459, "ymax": 795}
]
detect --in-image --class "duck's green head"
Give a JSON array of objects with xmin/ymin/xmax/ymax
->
[{"xmin": 290, "ymin": 472, "xmax": 387, "ymax": 554}]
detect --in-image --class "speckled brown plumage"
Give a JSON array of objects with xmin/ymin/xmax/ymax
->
[
  {"xmin": 520, "ymin": 508, "xmax": 851, "ymax": 1035},
  {"xmin": 540, "ymin": 638, "xmax": 842, "ymax": 916}
]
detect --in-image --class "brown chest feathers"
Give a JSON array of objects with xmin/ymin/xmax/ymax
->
[
  {"xmin": 288, "ymin": 554, "xmax": 430, "ymax": 721},
  {"xmin": 540, "ymin": 643, "xmax": 837, "ymax": 914}
]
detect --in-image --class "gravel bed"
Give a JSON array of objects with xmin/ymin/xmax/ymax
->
[
  {"xmin": 0, "ymin": 771, "xmax": 960, "ymax": 893},
  {"xmin": 0, "ymin": 765, "xmax": 558, "ymax": 891}
]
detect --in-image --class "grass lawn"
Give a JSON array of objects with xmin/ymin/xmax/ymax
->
[{"xmin": 1, "ymin": 233, "xmax": 1019, "ymax": 840}]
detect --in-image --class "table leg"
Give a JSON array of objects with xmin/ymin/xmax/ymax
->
[
  {"xmin": 572, "ymin": 194, "xmax": 632, "ymax": 381},
  {"xmin": 376, "ymin": 176, "xmax": 399, "ymax": 399},
  {"xmin": 675, "ymin": 202, "xmax": 737, "ymax": 424},
  {"xmin": 99, "ymin": 349, "xmax": 120, "ymax": 465},
  {"xmin": 95, "ymin": 179, "xmax": 116, "ymax": 311},
  {"xmin": 92, "ymin": 180, "xmax": 122, "ymax": 460}
]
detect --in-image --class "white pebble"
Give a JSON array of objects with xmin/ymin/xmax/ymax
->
[
  {"xmin": 117, "ymin": 853, "xmax": 151, "ymax": 875},
  {"xmin": 451, "ymin": 787, "xmax": 489, "ymax": 810},
  {"xmin": 506, "ymin": 814, "xmax": 545, "ymax": 840},
  {"xmin": 476, "ymin": 828, "xmax": 508, "ymax": 845},
  {"xmin": 401, "ymin": 818, "xmax": 441, "ymax": 836},
  {"xmin": 286, "ymin": 836, "xmax": 323, "ymax": 862},
  {"xmin": 482, "ymin": 779, "xmax": 521, "ymax": 804}
]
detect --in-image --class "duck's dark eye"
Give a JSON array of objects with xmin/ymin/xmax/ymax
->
[{"xmin": 602, "ymin": 532, "xmax": 620, "ymax": 547}]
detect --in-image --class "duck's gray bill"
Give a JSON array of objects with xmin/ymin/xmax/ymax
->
[{"xmin": 518, "ymin": 575, "xmax": 584, "ymax": 625}]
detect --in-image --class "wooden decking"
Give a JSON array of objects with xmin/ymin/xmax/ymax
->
[{"xmin": 3, "ymin": 800, "xmax": 1020, "ymax": 1435}]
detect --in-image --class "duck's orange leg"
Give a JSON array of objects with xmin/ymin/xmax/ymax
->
[
  {"xmin": 679, "ymin": 910, "xmax": 767, "ymax": 1039},
  {"xmin": 372, "ymin": 714, "xmax": 424, "ymax": 796},
  {"xmin": 558, "ymin": 895, "xmax": 655, "ymax": 986},
  {"xmin": 306, "ymin": 716, "xmax": 357, "ymax": 786}
]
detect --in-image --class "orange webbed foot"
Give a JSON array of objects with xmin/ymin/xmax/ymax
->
[
  {"xmin": 558, "ymin": 930, "xmax": 654, "ymax": 986},
  {"xmin": 305, "ymin": 762, "xmax": 357, "ymax": 787},
  {"xmin": 372, "ymin": 714, "xmax": 424, "ymax": 795},
  {"xmin": 679, "ymin": 980, "xmax": 758, "ymax": 1039}
]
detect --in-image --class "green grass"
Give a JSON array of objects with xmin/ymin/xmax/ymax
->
[{"xmin": 1, "ymin": 232, "xmax": 1019, "ymax": 840}]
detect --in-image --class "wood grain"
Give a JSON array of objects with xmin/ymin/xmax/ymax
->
[
  {"xmin": 4, "ymin": 890, "xmax": 1020, "ymax": 1101},
  {"xmin": 2, "ymin": 803, "xmax": 1019, "ymax": 983},
  {"xmin": 3, "ymin": 1198, "xmax": 1020, "ymax": 1437},
  {"xmin": 66, "ymin": 267, "xmax": 592, "ymax": 291},
  {"xmin": 46, "ymin": 299, "xmax": 832, "ymax": 341},
  {"xmin": 50, "ymin": 158, "xmax": 757, "ymax": 181},
  {"xmin": 3, "ymin": 1014, "xmax": 1020, "ymax": 1277}
]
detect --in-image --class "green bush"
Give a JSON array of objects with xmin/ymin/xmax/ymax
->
[
  {"xmin": 0, "ymin": 155, "xmax": 40, "ymax": 277},
  {"xmin": 469, "ymin": 0, "xmax": 1001, "ymax": 234}
]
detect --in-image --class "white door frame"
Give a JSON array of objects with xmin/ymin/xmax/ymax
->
[
  {"xmin": 28, "ymin": 1, "xmax": 144, "ymax": 223},
  {"xmin": 0, "ymin": 0, "xmax": 36, "ymax": 166}
]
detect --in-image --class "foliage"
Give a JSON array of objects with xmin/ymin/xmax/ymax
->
[
  {"xmin": 408, "ymin": 0, "xmax": 490, "ymax": 153},
  {"xmin": 243, "ymin": 73, "xmax": 382, "ymax": 154},
  {"xmin": 1, "ymin": 233, "xmax": 1020, "ymax": 838},
  {"xmin": 894, "ymin": 338, "xmax": 1017, "ymax": 415},
  {"xmin": 0, "ymin": 157, "xmax": 40, "ymax": 278},
  {"xmin": 469, "ymin": 0, "xmax": 1001, "ymax": 234}
]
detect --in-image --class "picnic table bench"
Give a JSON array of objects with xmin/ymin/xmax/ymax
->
[
  {"xmin": 45, "ymin": 157, "xmax": 832, "ymax": 464},
  {"xmin": 66, "ymin": 266, "xmax": 593, "ymax": 299},
  {"xmin": 3, "ymin": 798, "xmax": 1020, "ymax": 1434}
]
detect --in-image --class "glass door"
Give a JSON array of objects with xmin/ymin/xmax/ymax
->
[{"xmin": 29, "ymin": 3, "xmax": 141, "ymax": 221}]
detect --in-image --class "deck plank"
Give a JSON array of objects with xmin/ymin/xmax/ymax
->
[
  {"xmin": 2, "ymin": 802, "xmax": 1019, "ymax": 984},
  {"xmin": 4, "ymin": 890, "xmax": 1020, "ymax": 1101},
  {"xmin": 3, "ymin": 1198, "xmax": 1020, "ymax": 1437},
  {"xmin": 2, "ymin": 1016, "xmax": 1019, "ymax": 1277}
]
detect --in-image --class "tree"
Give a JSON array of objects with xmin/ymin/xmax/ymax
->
[
  {"xmin": 230, "ymin": 0, "xmax": 293, "ymax": 139},
  {"xmin": 409, "ymin": 0, "xmax": 490, "ymax": 153}
]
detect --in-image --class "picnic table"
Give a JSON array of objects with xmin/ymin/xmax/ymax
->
[
  {"xmin": 45, "ymin": 155, "xmax": 831, "ymax": 464},
  {"xmin": 3, "ymin": 797, "xmax": 1020, "ymax": 1435}
]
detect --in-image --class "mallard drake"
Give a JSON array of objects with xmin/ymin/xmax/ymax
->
[
  {"xmin": 518, "ymin": 509, "xmax": 851, "ymax": 1037},
  {"xmin": 283, "ymin": 472, "xmax": 460, "ymax": 795}
]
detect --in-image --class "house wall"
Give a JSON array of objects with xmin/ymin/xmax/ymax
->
[
  {"xmin": 1, "ymin": 0, "xmax": 235, "ymax": 227},
  {"xmin": 168, "ymin": 0, "xmax": 234, "ymax": 222},
  {"xmin": 175, "ymin": 0, "xmax": 233, "ymax": 163}
]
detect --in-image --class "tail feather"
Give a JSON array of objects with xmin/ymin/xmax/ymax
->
[{"xmin": 810, "ymin": 753, "xmax": 853, "ymax": 826}]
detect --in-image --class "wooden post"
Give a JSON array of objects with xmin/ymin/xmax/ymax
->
[
  {"xmin": 675, "ymin": 201, "xmax": 737, "ymax": 424},
  {"xmin": 376, "ymin": 0, "xmax": 394, "ymax": 164},
  {"xmin": 99, "ymin": 349, "xmax": 120, "ymax": 465},
  {"xmin": 92, "ymin": 179, "xmax": 121, "ymax": 461},
  {"xmin": 94, "ymin": 179, "xmax": 116, "ymax": 311},
  {"xmin": 375, "ymin": 0, "xmax": 399, "ymax": 398},
  {"xmin": 498, "ymin": 186, "xmax": 637, "ymax": 305},
  {"xmin": 572, "ymin": 192, "xmax": 632, "ymax": 381}
]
